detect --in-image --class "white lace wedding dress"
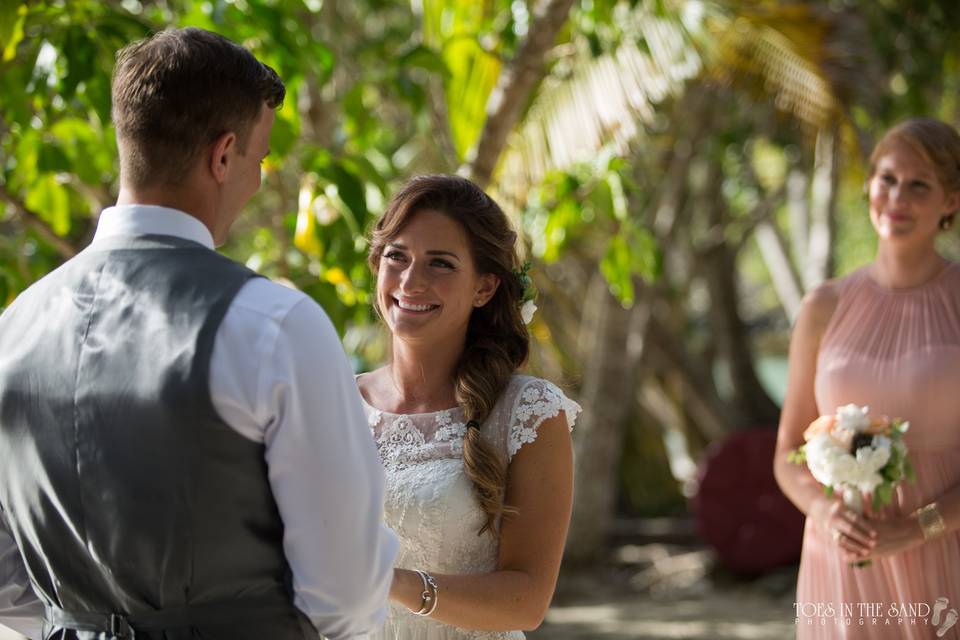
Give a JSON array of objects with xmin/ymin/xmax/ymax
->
[{"xmin": 362, "ymin": 374, "xmax": 581, "ymax": 640}]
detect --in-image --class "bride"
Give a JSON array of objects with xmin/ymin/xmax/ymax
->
[{"xmin": 357, "ymin": 174, "xmax": 579, "ymax": 638}]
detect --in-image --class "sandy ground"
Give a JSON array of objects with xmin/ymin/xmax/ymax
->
[
  {"xmin": 530, "ymin": 543, "xmax": 799, "ymax": 639},
  {"xmin": 1, "ymin": 543, "xmax": 800, "ymax": 640}
]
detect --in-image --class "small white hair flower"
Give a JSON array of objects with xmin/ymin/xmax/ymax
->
[{"xmin": 521, "ymin": 300, "xmax": 537, "ymax": 325}]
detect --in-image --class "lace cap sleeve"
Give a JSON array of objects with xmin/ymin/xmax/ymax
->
[{"xmin": 507, "ymin": 377, "xmax": 581, "ymax": 460}]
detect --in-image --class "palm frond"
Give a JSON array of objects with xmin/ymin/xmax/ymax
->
[
  {"xmin": 495, "ymin": 1, "xmax": 856, "ymax": 202},
  {"xmin": 497, "ymin": 12, "xmax": 700, "ymax": 199}
]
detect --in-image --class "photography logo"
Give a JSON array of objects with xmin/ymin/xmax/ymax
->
[
  {"xmin": 794, "ymin": 596, "xmax": 957, "ymax": 636},
  {"xmin": 933, "ymin": 597, "xmax": 958, "ymax": 638}
]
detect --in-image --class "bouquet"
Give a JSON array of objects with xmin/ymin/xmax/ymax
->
[{"xmin": 788, "ymin": 404, "xmax": 914, "ymax": 514}]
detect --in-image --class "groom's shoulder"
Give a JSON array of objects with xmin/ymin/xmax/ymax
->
[{"xmin": 228, "ymin": 276, "xmax": 333, "ymax": 330}]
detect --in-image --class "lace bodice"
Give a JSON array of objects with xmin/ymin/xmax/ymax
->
[{"xmin": 362, "ymin": 375, "xmax": 581, "ymax": 640}]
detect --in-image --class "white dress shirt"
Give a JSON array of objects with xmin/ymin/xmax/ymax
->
[{"xmin": 0, "ymin": 205, "xmax": 398, "ymax": 640}]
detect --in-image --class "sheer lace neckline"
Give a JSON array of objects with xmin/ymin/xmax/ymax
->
[{"xmin": 358, "ymin": 394, "xmax": 462, "ymax": 418}]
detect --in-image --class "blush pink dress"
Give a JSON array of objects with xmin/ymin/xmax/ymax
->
[{"xmin": 796, "ymin": 262, "xmax": 960, "ymax": 639}]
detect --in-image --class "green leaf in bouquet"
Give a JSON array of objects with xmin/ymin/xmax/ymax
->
[
  {"xmin": 882, "ymin": 465, "xmax": 897, "ymax": 482},
  {"xmin": 904, "ymin": 459, "xmax": 916, "ymax": 483},
  {"xmin": 873, "ymin": 482, "xmax": 893, "ymax": 510},
  {"xmin": 824, "ymin": 485, "xmax": 834, "ymax": 499},
  {"xmin": 787, "ymin": 447, "xmax": 806, "ymax": 465}
]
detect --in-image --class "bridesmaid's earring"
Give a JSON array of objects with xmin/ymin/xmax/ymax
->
[{"xmin": 939, "ymin": 215, "xmax": 954, "ymax": 231}]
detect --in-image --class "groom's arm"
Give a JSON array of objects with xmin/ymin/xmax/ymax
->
[
  {"xmin": 0, "ymin": 510, "xmax": 43, "ymax": 640},
  {"xmin": 211, "ymin": 280, "xmax": 398, "ymax": 639}
]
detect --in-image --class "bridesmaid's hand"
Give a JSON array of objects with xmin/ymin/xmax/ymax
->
[
  {"xmin": 861, "ymin": 516, "xmax": 924, "ymax": 561},
  {"xmin": 809, "ymin": 495, "xmax": 877, "ymax": 561}
]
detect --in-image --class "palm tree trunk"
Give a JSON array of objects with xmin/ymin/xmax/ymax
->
[
  {"xmin": 754, "ymin": 218, "xmax": 805, "ymax": 322},
  {"xmin": 805, "ymin": 123, "xmax": 839, "ymax": 288},
  {"xmin": 566, "ymin": 270, "xmax": 645, "ymax": 562},
  {"xmin": 699, "ymin": 158, "xmax": 781, "ymax": 426},
  {"xmin": 462, "ymin": 0, "xmax": 577, "ymax": 187}
]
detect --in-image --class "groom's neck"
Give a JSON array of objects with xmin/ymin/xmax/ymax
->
[{"xmin": 116, "ymin": 182, "xmax": 217, "ymax": 239}]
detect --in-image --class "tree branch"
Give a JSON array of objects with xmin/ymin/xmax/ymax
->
[
  {"xmin": 0, "ymin": 188, "xmax": 78, "ymax": 259},
  {"xmin": 461, "ymin": 0, "xmax": 577, "ymax": 188}
]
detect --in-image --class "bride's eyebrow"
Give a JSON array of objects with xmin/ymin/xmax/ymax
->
[
  {"xmin": 426, "ymin": 250, "xmax": 460, "ymax": 261},
  {"xmin": 387, "ymin": 243, "xmax": 461, "ymax": 261}
]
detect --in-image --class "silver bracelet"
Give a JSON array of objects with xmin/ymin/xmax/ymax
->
[
  {"xmin": 412, "ymin": 570, "xmax": 440, "ymax": 617},
  {"xmin": 412, "ymin": 570, "xmax": 433, "ymax": 615},
  {"xmin": 423, "ymin": 571, "xmax": 440, "ymax": 616}
]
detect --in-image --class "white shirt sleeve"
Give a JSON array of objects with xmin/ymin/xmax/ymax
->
[
  {"xmin": 0, "ymin": 511, "xmax": 43, "ymax": 640},
  {"xmin": 210, "ymin": 280, "xmax": 397, "ymax": 639}
]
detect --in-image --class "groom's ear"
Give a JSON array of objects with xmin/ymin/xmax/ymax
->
[{"xmin": 208, "ymin": 131, "xmax": 237, "ymax": 184}]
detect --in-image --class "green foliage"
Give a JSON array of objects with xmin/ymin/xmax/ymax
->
[
  {"xmin": 421, "ymin": 0, "xmax": 511, "ymax": 160},
  {"xmin": 600, "ymin": 222, "xmax": 659, "ymax": 307},
  {"xmin": 521, "ymin": 151, "xmax": 660, "ymax": 306},
  {"xmin": 0, "ymin": 0, "xmax": 445, "ymax": 342}
]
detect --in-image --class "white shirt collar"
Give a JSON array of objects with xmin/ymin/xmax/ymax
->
[{"xmin": 93, "ymin": 205, "xmax": 215, "ymax": 250}]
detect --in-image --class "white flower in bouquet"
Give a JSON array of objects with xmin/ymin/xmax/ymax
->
[
  {"xmin": 804, "ymin": 433, "xmax": 846, "ymax": 487},
  {"xmin": 855, "ymin": 443, "xmax": 890, "ymax": 472},
  {"xmin": 835, "ymin": 404, "xmax": 871, "ymax": 432}
]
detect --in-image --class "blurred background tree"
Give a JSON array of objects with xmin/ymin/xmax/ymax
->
[{"xmin": 3, "ymin": 0, "xmax": 960, "ymax": 574}]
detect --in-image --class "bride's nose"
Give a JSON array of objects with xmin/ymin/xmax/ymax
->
[{"xmin": 399, "ymin": 263, "xmax": 428, "ymax": 293}]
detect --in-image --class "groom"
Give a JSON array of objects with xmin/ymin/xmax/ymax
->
[{"xmin": 0, "ymin": 28, "xmax": 396, "ymax": 640}]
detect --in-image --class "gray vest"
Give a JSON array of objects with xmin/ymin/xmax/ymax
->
[{"xmin": 0, "ymin": 235, "xmax": 317, "ymax": 640}]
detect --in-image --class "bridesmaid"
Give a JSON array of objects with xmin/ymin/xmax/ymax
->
[
  {"xmin": 357, "ymin": 174, "xmax": 580, "ymax": 638},
  {"xmin": 774, "ymin": 117, "xmax": 960, "ymax": 639}
]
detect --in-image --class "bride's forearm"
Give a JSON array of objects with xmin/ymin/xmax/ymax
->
[{"xmin": 391, "ymin": 567, "xmax": 551, "ymax": 632}]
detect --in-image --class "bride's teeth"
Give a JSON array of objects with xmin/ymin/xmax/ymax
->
[{"xmin": 397, "ymin": 300, "xmax": 435, "ymax": 311}]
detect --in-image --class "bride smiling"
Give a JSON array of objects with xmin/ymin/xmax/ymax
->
[{"xmin": 356, "ymin": 174, "xmax": 580, "ymax": 639}]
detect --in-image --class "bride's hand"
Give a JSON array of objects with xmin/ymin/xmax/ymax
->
[
  {"xmin": 389, "ymin": 568, "xmax": 425, "ymax": 611},
  {"xmin": 808, "ymin": 495, "xmax": 877, "ymax": 561}
]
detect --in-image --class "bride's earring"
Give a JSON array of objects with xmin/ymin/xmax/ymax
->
[{"xmin": 940, "ymin": 215, "xmax": 954, "ymax": 231}]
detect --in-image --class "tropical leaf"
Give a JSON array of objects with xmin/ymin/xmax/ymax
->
[
  {"xmin": 704, "ymin": 5, "xmax": 839, "ymax": 130},
  {"xmin": 497, "ymin": 0, "xmax": 859, "ymax": 201},
  {"xmin": 418, "ymin": 0, "xmax": 504, "ymax": 160},
  {"xmin": 25, "ymin": 174, "xmax": 71, "ymax": 237},
  {"xmin": 497, "ymin": 6, "xmax": 700, "ymax": 197},
  {"xmin": 0, "ymin": 2, "xmax": 27, "ymax": 62}
]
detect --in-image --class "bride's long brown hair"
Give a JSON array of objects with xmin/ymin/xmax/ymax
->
[{"xmin": 368, "ymin": 175, "xmax": 529, "ymax": 535}]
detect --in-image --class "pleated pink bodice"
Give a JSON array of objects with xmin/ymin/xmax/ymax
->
[{"xmin": 796, "ymin": 262, "xmax": 960, "ymax": 639}]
